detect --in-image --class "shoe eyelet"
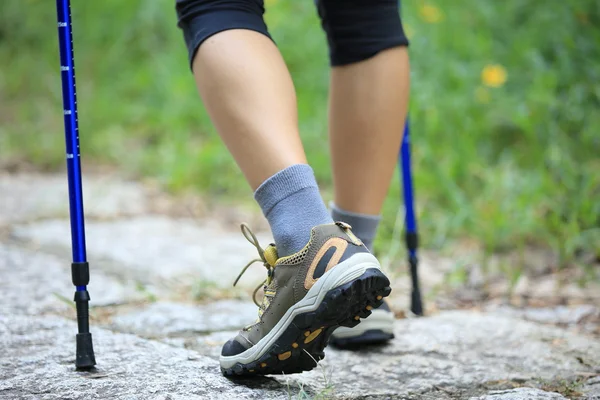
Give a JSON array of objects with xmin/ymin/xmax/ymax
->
[{"xmin": 335, "ymin": 221, "xmax": 352, "ymax": 230}]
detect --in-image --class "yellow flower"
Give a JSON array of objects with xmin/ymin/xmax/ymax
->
[
  {"xmin": 481, "ymin": 64, "xmax": 507, "ymax": 88},
  {"xmin": 419, "ymin": 4, "xmax": 443, "ymax": 23},
  {"xmin": 475, "ymin": 86, "xmax": 490, "ymax": 104}
]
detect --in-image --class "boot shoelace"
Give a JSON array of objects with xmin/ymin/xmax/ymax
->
[{"xmin": 233, "ymin": 224, "xmax": 278, "ymax": 314}]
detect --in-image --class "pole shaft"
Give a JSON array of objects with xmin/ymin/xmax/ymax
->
[
  {"xmin": 400, "ymin": 120, "xmax": 424, "ymax": 315},
  {"xmin": 400, "ymin": 123, "xmax": 417, "ymax": 238},
  {"xmin": 56, "ymin": 0, "xmax": 87, "ymax": 271}
]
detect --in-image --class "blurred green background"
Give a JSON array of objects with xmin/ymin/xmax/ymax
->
[{"xmin": 1, "ymin": 1, "xmax": 598, "ymax": 276}]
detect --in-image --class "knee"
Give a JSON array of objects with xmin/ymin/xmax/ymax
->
[
  {"xmin": 176, "ymin": 0, "xmax": 270, "ymax": 68},
  {"xmin": 315, "ymin": 0, "xmax": 409, "ymax": 66}
]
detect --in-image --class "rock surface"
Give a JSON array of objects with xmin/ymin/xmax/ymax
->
[
  {"xmin": 0, "ymin": 315, "xmax": 290, "ymax": 400},
  {"xmin": 0, "ymin": 244, "xmax": 143, "ymax": 314},
  {"xmin": 2, "ymin": 172, "xmax": 599, "ymax": 399},
  {"xmin": 469, "ymin": 388, "xmax": 566, "ymax": 400},
  {"xmin": 12, "ymin": 216, "xmax": 272, "ymax": 291},
  {"xmin": 111, "ymin": 300, "xmax": 258, "ymax": 337},
  {"xmin": 582, "ymin": 376, "xmax": 600, "ymax": 399},
  {"xmin": 488, "ymin": 304, "xmax": 600, "ymax": 326},
  {"xmin": 0, "ymin": 172, "xmax": 152, "ymax": 226},
  {"xmin": 275, "ymin": 311, "xmax": 599, "ymax": 398}
]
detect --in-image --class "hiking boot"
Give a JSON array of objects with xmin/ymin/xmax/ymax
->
[
  {"xmin": 329, "ymin": 300, "xmax": 395, "ymax": 348},
  {"xmin": 220, "ymin": 221, "xmax": 392, "ymax": 376}
]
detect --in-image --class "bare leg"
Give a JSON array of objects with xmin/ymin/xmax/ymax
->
[
  {"xmin": 192, "ymin": 30, "xmax": 307, "ymax": 190},
  {"xmin": 191, "ymin": 29, "xmax": 332, "ymax": 257},
  {"xmin": 329, "ymin": 47, "xmax": 410, "ymax": 215}
]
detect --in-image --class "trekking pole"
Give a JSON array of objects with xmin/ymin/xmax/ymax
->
[
  {"xmin": 56, "ymin": 0, "xmax": 96, "ymax": 369},
  {"xmin": 399, "ymin": 120, "xmax": 424, "ymax": 316}
]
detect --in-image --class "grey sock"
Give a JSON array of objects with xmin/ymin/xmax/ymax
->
[
  {"xmin": 330, "ymin": 202, "xmax": 380, "ymax": 251},
  {"xmin": 254, "ymin": 164, "xmax": 333, "ymax": 257}
]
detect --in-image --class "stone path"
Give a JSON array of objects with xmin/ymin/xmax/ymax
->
[{"xmin": 1, "ymin": 172, "xmax": 599, "ymax": 399}]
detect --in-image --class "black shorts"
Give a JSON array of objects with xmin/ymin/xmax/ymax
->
[{"xmin": 176, "ymin": 0, "xmax": 409, "ymax": 68}]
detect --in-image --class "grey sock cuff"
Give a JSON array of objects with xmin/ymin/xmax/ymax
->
[
  {"xmin": 254, "ymin": 164, "xmax": 318, "ymax": 217},
  {"xmin": 330, "ymin": 202, "xmax": 381, "ymax": 243}
]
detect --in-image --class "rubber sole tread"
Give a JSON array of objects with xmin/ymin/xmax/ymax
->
[{"xmin": 221, "ymin": 268, "xmax": 391, "ymax": 377}]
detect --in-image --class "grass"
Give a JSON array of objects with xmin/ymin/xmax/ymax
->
[
  {"xmin": 1, "ymin": 1, "xmax": 599, "ymax": 275},
  {"xmin": 285, "ymin": 351, "xmax": 335, "ymax": 400}
]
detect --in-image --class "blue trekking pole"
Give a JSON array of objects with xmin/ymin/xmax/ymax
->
[
  {"xmin": 56, "ymin": 0, "xmax": 96, "ymax": 369},
  {"xmin": 399, "ymin": 120, "xmax": 423, "ymax": 316}
]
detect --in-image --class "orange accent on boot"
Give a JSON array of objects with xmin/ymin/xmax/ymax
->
[
  {"xmin": 304, "ymin": 328, "xmax": 323, "ymax": 344},
  {"xmin": 304, "ymin": 237, "xmax": 348, "ymax": 290}
]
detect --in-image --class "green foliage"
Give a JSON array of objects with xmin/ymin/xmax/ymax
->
[
  {"xmin": 1, "ymin": 0, "xmax": 598, "ymax": 267},
  {"xmin": 135, "ymin": 282, "xmax": 158, "ymax": 303}
]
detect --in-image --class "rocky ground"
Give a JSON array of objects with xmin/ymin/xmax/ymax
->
[{"xmin": 1, "ymin": 172, "xmax": 599, "ymax": 399}]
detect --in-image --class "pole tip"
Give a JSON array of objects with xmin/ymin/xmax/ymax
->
[
  {"xmin": 411, "ymin": 289, "xmax": 424, "ymax": 316},
  {"xmin": 75, "ymin": 332, "xmax": 96, "ymax": 370}
]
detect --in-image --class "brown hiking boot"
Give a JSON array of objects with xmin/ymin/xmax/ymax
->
[{"xmin": 220, "ymin": 221, "xmax": 392, "ymax": 376}]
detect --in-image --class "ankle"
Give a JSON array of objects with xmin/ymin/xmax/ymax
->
[
  {"xmin": 330, "ymin": 202, "xmax": 380, "ymax": 251},
  {"xmin": 254, "ymin": 165, "xmax": 332, "ymax": 257}
]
